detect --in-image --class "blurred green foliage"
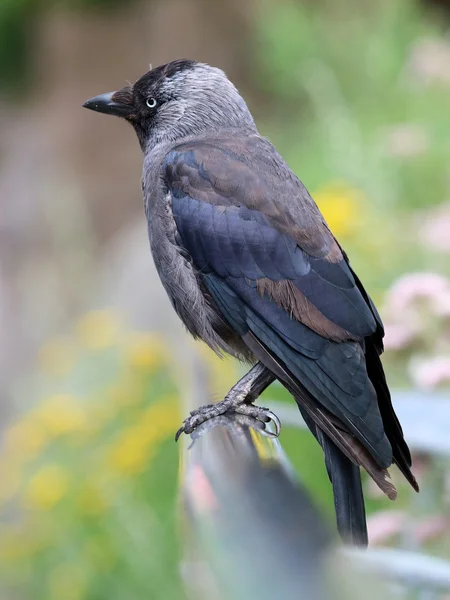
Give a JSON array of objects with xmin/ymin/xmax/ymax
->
[
  {"xmin": 0, "ymin": 311, "xmax": 185, "ymax": 599},
  {"xmin": 256, "ymin": 0, "xmax": 450, "ymax": 295}
]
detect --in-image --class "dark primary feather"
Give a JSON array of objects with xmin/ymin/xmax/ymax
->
[
  {"xmin": 350, "ymin": 266, "xmax": 417, "ymax": 491},
  {"xmin": 162, "ymin": 135, "xmax": 417, "ymax": 543}
]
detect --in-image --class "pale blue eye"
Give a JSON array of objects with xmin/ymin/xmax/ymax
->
[{"xmin": 146, "ymin": 97, "xmax": 157, "ymax": 109}]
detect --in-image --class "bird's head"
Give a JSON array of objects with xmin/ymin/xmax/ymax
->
[{"xmin": 83, "ymin": 59, "xmax": 256, "ymax": 151}]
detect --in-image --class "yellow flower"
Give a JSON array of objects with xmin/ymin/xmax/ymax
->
[
  {"xmin": 76, "ymin": 309, "xmax": 119, "ymax": 350},
  {"xmin": 48, "ymin": 562, "xmax": 88, "ymax": 600},
  {"xmin": 140, "ymin": 395, "xmax": 179, "ymax": 432},
  {"xmin": 38, "ymin": 336, "xmax": 77, "ymax": 377},
  {"xmin": 25, "ymin": 465, "xmax": 70, "ymax": 510},
  {"xmin": 314, "ymin": 182, "xmax": 364, "ymax": 238},
  {"xmin": 109, "ymin": 425, "xmax": 150, "ymax": 474},
  {"xmin": 33, "ymin": 394, "xmax": 87, "ymax": 437},
  {"xmin": 108, "ymin": 398, "xmax": 179, "ymax": 474},
  {"xmin": 125, "ymin": 332, "xmax": 169, "ymax": 370}
]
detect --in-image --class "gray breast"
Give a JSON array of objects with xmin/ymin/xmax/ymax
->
[{"xmin": 146, "ymin": 185, "xmax": 250, "ymax": 361}]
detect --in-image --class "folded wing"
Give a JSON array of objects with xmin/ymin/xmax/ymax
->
[{"xmin": 163, "ymin": 137, "xmax": 416, "ymax": 492}]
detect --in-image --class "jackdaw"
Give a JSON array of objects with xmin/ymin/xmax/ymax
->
[{"xmin": 83, "ymin": 59, "xmax": 418, "ymax": 546}]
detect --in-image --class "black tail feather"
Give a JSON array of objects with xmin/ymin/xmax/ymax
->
[
  {"xmin": 301, "ymin": 408, "xmax": 368, "ymax": 547},
  {"xmin": 321, "ymin": 433, "xmax": 368, "ymax": 547}
]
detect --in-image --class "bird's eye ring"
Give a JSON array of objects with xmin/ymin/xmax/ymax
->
[{"xmin": 146, "ymin": 97, "xmax": 157, "ymax": 109}]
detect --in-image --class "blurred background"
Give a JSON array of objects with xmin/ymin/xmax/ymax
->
[{"xmin": 2, "ymin": 0, "xmax": 450, "ymax": 597}]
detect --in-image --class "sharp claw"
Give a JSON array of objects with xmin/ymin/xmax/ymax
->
[
  {"xmin": 176, "ymin": 416, "xmax": 199, "ymax": 440},
  {"xmin": 175, "ymin": 426, "xmax": 185, "ymax": 442},
  {"xmin": 266, "ymin": 410, "xmax": 281, "ymax": 437},
  {"xmin": 252, "ymin": 421, "xmax": 278, "ymax": 439},
  {"xmin": 257, "ymin": 425, "xmax": 278, "ymax": 439}
]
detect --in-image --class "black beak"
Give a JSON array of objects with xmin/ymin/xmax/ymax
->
[{"xmin": 82, "ymin": 92, "xmax": 133, "ymax": 117}]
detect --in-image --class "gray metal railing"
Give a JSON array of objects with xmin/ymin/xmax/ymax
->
[
  {"xmin": 179, "ymin": 366, "xmax": 450, "ymax": 600},
  {"xmin": 180, "ymin": 414, "xmax": 335, "ymax": 600}
]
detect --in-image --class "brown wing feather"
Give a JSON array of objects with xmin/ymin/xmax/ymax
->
[{"xmin": 255, "ymin": 278, "xmax": 358, "ymax": 342}]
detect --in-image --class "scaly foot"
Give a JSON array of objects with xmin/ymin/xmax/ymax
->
[{"xmin": 175, "ymin": 362, "xmax": 280, "ymax": 441}]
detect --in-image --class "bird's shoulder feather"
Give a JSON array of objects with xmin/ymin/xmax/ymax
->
[{"xmin": 163, "ymin": 135, "xmax": 342, "ymax": 262}]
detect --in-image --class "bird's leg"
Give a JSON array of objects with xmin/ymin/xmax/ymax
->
[{"xmin": 175, "ymin": 362, "xmax": 278, "ymax": 440}]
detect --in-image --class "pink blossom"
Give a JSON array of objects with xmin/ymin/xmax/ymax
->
[
  {"xmin": 419, "ymin": 202, "xmax": 450, "ymax": 253},
  {"xmin": 433, "ymin": 291, "xmax": 450, "ymax": 317},
  {"xmin": 384, "ymin": 273, "xmax": 450, "ymax": 314},
  {"xmin": 413, "ymin": 516, "xmax": 449, "ymax": 543},
  {"xmin": 410, "ymin": 356, "xmax": 450, "ymax": 389},
  {"xmin": 367, "ymin": 510, "xmax": 407, "ymax": 545},
  {"xmin": 408, "ymin": 38, "xmax": 450, "ymax": 86},
  {"xmin": 385, "ymin": 124, "xmax": 428, "ymax": 158},
  {"xmin": 383, "ymin": 322, "xmax": 417, "ymax": 351}
]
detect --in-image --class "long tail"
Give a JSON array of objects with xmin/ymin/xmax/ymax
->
[
  {"xmin": 301, "ymin": 409, "xmax": 368, "ymax": 547},
  {"xmin": 321, "ymin": 433, "xmax": 368, "ymax": 546}
]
